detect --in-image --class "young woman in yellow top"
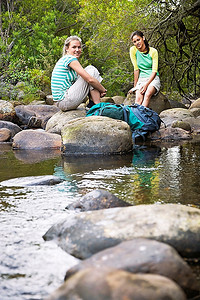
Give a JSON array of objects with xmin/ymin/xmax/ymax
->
[{"xmin": 129, "ymin": 30, "xmax": 161, "ymax": 107}]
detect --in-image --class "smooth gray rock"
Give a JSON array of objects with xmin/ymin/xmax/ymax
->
[
  {"xmin": 150, "ymin": 127, "xmax": 192, "ymax": 141},
  {"xmin": 159, "ymin": 108, "xmax": 194, "ymax": 127},
  {"xmin": 43, "ymin": 204, "xmax": 200, "ymax": 259},
  {"xmin": 65, "ymin": 238, "xmax": 199, "ymax": 295},
  {"xmin": 0, "ymin": 175, "xmax": 63, "ymax": 187},
  {"xmin": 12, "ymin": 129, "xmax": 62, "ymax": 150},
  {"xmin": 45, "ymin": 108, "xmax": 86, "ymax": 134},
  {"xmin": 61, "ymin": 116, "xmax": 133, "ymax": 155},
  {"xmin": 46, "ymin": 268, "xmax": 186, "ymax": 300},
  {"xmin": 0, "ymin": 128, "xmax": 11, "ymax": 142},
  {"xmin": 112, "ymin": 95, "xmax": 126, "ymax": 104},
  {"xmin": 189, "ymin": 107, "xmax": 200, "ymax": 118},
  {"xmin": 66, "ymin": 189, "xmax": 131, "ymax": 211},
  {"xmin": 0, "ymin": 120, "xmax": 22, "ymax": 137},
  {"xmin": 15, "ymin": 104, "xmax": 59, "ymax": 128},
  {"xmin": 184, "ymin": 117, "xmax": 200, "ymax": 134}
]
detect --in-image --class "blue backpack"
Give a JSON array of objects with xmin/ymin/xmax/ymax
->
[{"xmin": 86, "ymin": 102, "xmax": 161, "ymax": 141}]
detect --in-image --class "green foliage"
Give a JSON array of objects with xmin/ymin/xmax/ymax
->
[
  {"xmin": 0, "ymin": 0, "xmax": 199, "ymax": 100},
  {"xmin": 0, "ymin": 0, "xmax": 80, "ymax": 99}
]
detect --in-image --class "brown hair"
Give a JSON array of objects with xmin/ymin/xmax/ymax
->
[{"xmin": 130, "ymin": 30, "xmax": 149, "ymax": 53}]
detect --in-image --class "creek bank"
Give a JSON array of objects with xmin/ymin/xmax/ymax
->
[{"xmin": 0, "ymin": 94, "xmax": 200, "ymax": 153}]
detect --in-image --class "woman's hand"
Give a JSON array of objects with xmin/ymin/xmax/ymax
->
[
  {"xmin": 128, "ymin": 87, "xmax": 137, "ymax": 94},
  {"xmin": 100, "ymin": 90, "xmax": 107, "ymax": 98},
  {"xmin": 140, "ymin": 83, "xmax": 148, "ymax": 94}
]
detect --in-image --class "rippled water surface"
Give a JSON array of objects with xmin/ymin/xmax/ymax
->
[{"xmin": 0, "ymin": 141, "xmax": 200, "ymax": 299}]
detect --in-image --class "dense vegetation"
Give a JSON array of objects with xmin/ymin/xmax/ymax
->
[{"xmin": 0, "ymin": 0, "xmax": 199, "ymax": 100}]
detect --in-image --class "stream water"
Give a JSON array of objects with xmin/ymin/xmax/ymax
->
[{"xmin": 0, "ymin": 141, "xmax": 200, "ymax": 300}]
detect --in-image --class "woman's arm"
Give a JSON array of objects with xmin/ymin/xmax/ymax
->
[
  {"xmin": 69, "ymin": 60, "xmax": 107, "ymax": 93},
  {"xmin": 134, "ymin": 70, "xmax": 139, "ymax": 87}
]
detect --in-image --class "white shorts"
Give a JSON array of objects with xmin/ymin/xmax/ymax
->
[{"xmin": 135, "ymin": 75, "xmax": 161, "ymax": 95}]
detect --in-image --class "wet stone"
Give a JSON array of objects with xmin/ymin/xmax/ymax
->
[{"xmin": 66, "ymin": 189, "xmax": 131, "ymax": 211}]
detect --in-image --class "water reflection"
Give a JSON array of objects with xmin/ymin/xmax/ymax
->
[
  {"xmin": 0, "ymin": 142, "xmax": 200, "ymax": 299},
  {"xmin": 129, "ymin": 146, "xmax": 161, "ymax": 205},
  {"xmin": 13, "ymin": 149, "xmax": 61, "ymax": 164}
]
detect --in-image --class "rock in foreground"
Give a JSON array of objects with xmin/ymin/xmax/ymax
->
[
  {"xmin": 46, "ymin": 268, "xmax": 186, "ymax": 300},
  {"xmin": 43, "ymin": 204, "xmax": 200, "ymax": 259},
  {"xmin": 65, "ymin": 238, "xmax": 199, "ymax": 295}
]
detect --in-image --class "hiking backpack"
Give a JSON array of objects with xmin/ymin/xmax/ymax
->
[{"xmin": 86, "ymin": 102, "xmax": 161, "ymax": 141}]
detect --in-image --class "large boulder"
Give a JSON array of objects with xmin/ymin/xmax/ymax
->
[
  {"xmin": 61, "ymin": 116, "xmax": 133, "ymax": 155},
  {"xmin": 12, "ymin": 129, "xmax": 62, "ymax": 150},
  {"xmin": 66, "ymin": 189, "xmax": 131, "ymax": 211},
  {"xmin": 159, "ymin": 108, "xmax": 194, "ymax": 127},
  {"xmin": 45, "ymin": 108, "xmax": 86, "ymax": 134},
  {"xmin": 0, "ymin": 120, "xmax": 22, "ymax": 138},
  {"xmin": 46, "ymin": 268, "xmax": 186, "ymax": 300},
  {"xmin": 65, "ymin": 238, "xmax": 199, "ymax": 295},
  {"xmin": 43, "ymin": 204, "xmax": 200, "ymax": 259},
  {"xmin": 124, "ymin": 92, "xmax": 171, "ymax": 114},
  {"xmin": 0, "ymin": 100, "xmax": 16, "ymax": 122},
  {"xmin": 15, "ymin": 104, "xmax": 60, "ymax": 129}
]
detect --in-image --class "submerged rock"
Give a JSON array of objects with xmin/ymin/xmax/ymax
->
[
  {"xmin": 61, "ymin": 116, "xmax": 133, "ymax": 155},
  {"xmin": 43, "ymin": 204, "xmax": 200, "ymax": 259},
  {"xmin": 0, "ymin": 175, "xmax": 63, "ymax": 187},
  {"xmin": 65, "ymin": 238, "xmax": 199, "ymax": 295},
  {"xmin": 46, "ymin": 268, "xmax": 186, "ymax": 300},
  {"xmin": 66, "ymin": 189, "xmax": 131, "ymax": 211}
]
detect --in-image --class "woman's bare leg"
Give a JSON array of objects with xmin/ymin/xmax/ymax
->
[
  {"xmin": 142, "ymin": 86, "xmax": 156, "ymax": 107},
  {"xmin": 90, "ymin": 89, "xmax": 101, "ymax": 104},
  {"xmin": 135, "ymin": 90, "xmax": 144, "ymax": 105}
]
